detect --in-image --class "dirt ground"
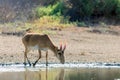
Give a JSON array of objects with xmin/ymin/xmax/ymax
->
[{"xmin": 1, "ymin": 26, "xmax": 120, "ymax": 64}]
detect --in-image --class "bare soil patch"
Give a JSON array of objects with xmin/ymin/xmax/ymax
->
[{"xmin": 1, "ymin": 27, "xmax": 120, "ymax": 64}]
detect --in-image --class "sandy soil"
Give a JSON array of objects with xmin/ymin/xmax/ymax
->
[{"xmin": 1, "ymin": 27, "xmax": 120, "ymax": 64}]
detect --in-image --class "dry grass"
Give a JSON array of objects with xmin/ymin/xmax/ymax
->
[{"xmin": 0, "ymin": 16, "xmax": 72, "ymax": 35}]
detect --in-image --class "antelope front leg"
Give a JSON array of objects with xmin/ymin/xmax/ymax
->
[
  {"xmin": 33, "ymin": 50, "xmax": 41, "ymax": 67},
  {"xmin": 24, "ymin": 51, "xmax": 26, "ymax": 66},
  {"xmin": 46, "ymin": 51, "xmax": 48, "ymax": 66},
  {"xmin": 24, "ymin": 48, "xmax": 31, "ymax": 66}
]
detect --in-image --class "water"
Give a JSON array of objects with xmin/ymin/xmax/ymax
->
[
  {"xmin": 1, "ymin": 68, "xmax": 120, "ymax": 80},
  {"xmin": 0, "ymin": 63, "xmax": 120, "ymax": 80}
]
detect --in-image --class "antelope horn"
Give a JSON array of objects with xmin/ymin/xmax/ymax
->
[
  {"xmin": 63, "ymin": 44, "xmax": 66, "ymax": 51},
  {"xmin": 60, "ymin": 44, "xmax": 62, "ymax": 50}
]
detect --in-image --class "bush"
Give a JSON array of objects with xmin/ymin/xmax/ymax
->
[
  {"xmin": 50, "ymin": 2, "xmax": 64, "ymax": 16},
  {"xmin": 116, "ymin": 0, "xmax": 120, "ymax": 19},
  {"xmin": 102, "ymin": 0, "xmax": 117, "ymax": 16},
  {"xmin": 35, "ymin": 1, "xmax": 66, "ymax": 18},
  {"xmin": 68, "ymin": 0, "xmax": 94, "ymax": 20},
  {"xmin": 35, "ymin": 6, "xmax": 52, "ymax": 18},
  {"xmin": 68, "ymin": 0, "xmax": 119, "ymax": 21}
]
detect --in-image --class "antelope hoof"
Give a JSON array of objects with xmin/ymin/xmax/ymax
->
[
  {"xmin": 29, "ymin": 63, "xmax": 31, "ymax": 66},
  {"xmin": 46, "ymin": 63, "xmax": 48, "ymax": 66},
  {"xmin": 23, "ymin": 62, "xmax": 27, "ymax": 66},
  {"xmin": 33, "ymin": 63, "xmax": 36, "ymax": 67},
  {"xmin": 28, "ymin": 61, "xmax": 31, "ymax": 66}
]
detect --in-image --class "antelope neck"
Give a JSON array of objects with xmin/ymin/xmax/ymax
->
[{"xmin": 49, "ymin": 45, "xmax": 57, "ymax": 55}]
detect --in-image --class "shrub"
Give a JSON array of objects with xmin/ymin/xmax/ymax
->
[
  {"xmin": 35, "ymin": 6, "xmax": 52, "ymax": 18},
  {"xmin": 68, "ymin": 0, "xmax": 119, "ymax": 21},
  {"xmin": 68, "ymin": 0, "xmax": 94, "ymax": 20},
  {"xmin": 102, "ymin": 0, "xmax": 118, "ymax": 16},
  {"xmin": 50, "ymin": 1, "xmax": 64, "ymax": 16},
  {"xmin": 35, "ymin": 1, "xmax": 66, "ymax": 18},
  {"xmin": 116, "ymin": 0, "xmax": 120, "ymax": 19}
]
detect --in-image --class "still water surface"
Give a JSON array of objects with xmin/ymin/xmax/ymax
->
[{"xmin": 0, "ymin": 68, "xmax": 120, "ymax": 80}]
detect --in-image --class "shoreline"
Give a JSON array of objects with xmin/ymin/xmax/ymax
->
[{"xmin": 0, "ymin": 62, "xmax": 120, "ymax": 72}]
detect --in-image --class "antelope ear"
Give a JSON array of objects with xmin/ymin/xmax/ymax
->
[{"xmin": 63, "ymin": 44, "xmax": 66, "ymax": 51}]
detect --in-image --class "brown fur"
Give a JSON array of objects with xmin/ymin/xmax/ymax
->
[{"xmin": 22, "ymin": 33, "xmax": 66, "ymax": 66}]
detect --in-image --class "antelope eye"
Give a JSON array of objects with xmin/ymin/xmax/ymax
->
[
  {"xmin": 58, "ymin": 52, "xmax": 62, "ymax": 55},
  {"xmin": 57, "ymin": 49, "xmax": 60, "ymax": 51}
]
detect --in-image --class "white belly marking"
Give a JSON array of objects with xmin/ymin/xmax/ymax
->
[
  {"xmin": 28, "ymin": 45, "xmax": 48, "ymax": 51},
  {"xmin": 29, "ymin": 45, "xmax": 39, "ymax": 50}
]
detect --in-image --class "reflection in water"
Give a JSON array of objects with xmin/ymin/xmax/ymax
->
[
  {"xmin": 65, "ymin": 68, "xmax": 120, "ymax": 80},
  {"xmin": 24, "ymin": 68, "xmax": 42, "ymax": 80},
  {"xmin": 55, "ymin": 69, "xmax": 64, "ymax": 80},
  {"xmin": 24, "ymin": 67, "xmax": 64, "ymax": 80},
  {"xmin": 1, "ymin": 68, "xmax": 120, "ymax": 80}
]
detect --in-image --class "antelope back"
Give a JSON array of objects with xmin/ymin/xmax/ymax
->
[{"xmin": 22, "ymin": 34, "xmax": 51, "ymax": 48}]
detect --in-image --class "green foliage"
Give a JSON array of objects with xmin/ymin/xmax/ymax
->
[
  {"xmin": 1, "ymin": 0, "xmax": 120, "ymax": 25},
  {"xmin": 35, "ymin": 1, "xmax": 65, "ymax": 18},
  {"xmin": 68, "ymin": 0, "xmax": 119, "ymax": 21},
  {"xmin": 93, "ymin": 0, "xmax": 117, "ymax": 17},
  {"xmin": 103, "ymin": 0, "xmax": 117, "ymax": 16},
  {"xmin": 116, "ymin": 0, "xmax": 120, "ymax": 19},
  {"xmin": 34, "ymin": 1, "xmax": 70, "ymax": 28},
  {"xmin": 21, "ymin": 0, "xmax": 120, "ymax": 23},
  {"xmin": 35, "ymin": 6, "xmax": 51, "ymax": 18},
  {"xmin": 69, "ymin": 0, "xmax": 94, "ymax": 19},
  {"xmin": 50, "ymin": 2, "xmax": 64, "ymax": 16},
  {"xmin": 78, "ymin": 0, "xmax": 94, "ymax": 17}
]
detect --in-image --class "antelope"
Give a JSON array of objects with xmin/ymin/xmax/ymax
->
[{"xmin": 22, "ymin": 33, "xmax": 66, "ymax": 67}]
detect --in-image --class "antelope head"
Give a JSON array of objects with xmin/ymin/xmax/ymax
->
[{"xmin": 55, "ymin": 44, "xmax": 66, "ymax": 64}]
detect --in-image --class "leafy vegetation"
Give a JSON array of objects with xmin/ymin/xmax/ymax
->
[
  {"xmin": 116, "ymin": 0, "xmax": 120, "ymax": 18},
  {"xmin": 34, "ymin": 0, "xmax": 120, "ymax": 27},
  {"xmin": 35, "ymin": 1, "xmax": 65, "ymax": 17},
  {"xmin": 1, "ymin": 0, "xmax": 120, "ymax": 33}
]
